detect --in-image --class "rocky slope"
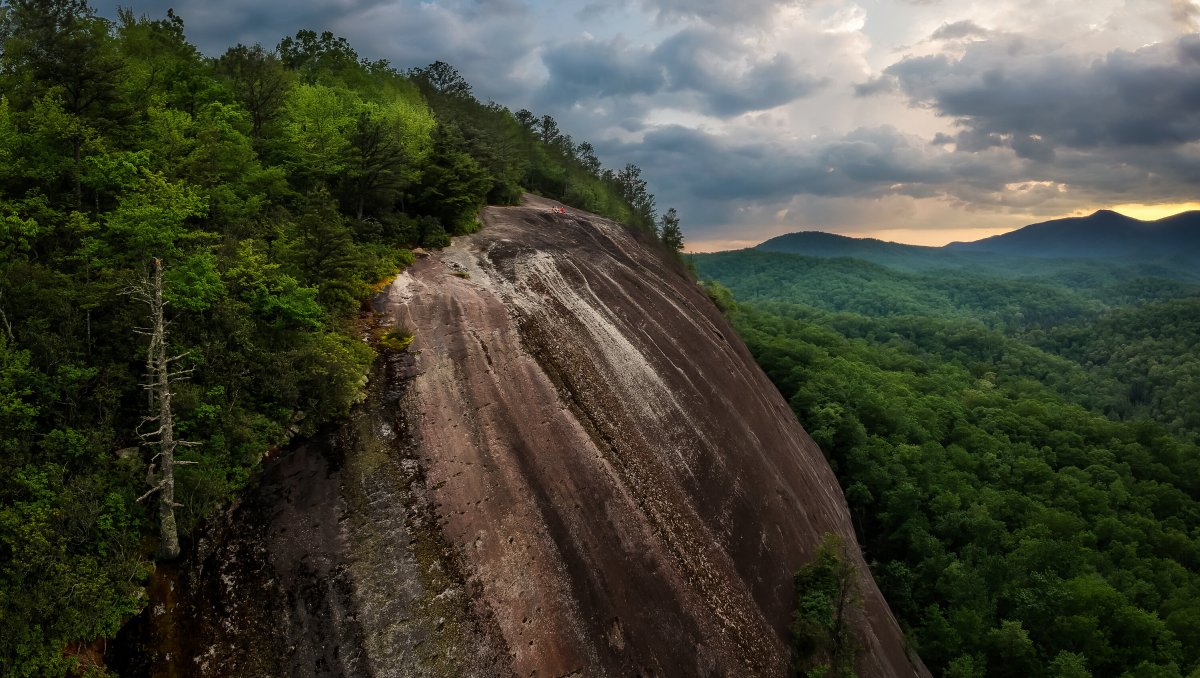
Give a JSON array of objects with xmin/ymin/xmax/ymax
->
[{"xmin": 111, "ymin": 195, "xmax": 925, "ymax": 677}]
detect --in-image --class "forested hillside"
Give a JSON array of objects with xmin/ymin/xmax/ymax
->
[
  {"xmin": 0, "ymin": 2, "xmax": 663, "ymax": 673},
  {"xmin": 753, "ymin": 229, "xmax": 1200, "ymax": 278},
  {"xmin": 695, "ymin": 249, "xmax": 1200, "ymax": 677}
]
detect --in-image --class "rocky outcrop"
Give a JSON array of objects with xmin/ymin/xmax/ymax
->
[{"xmin": 110, "ymin": 194, "xmax": 925, "ymax": 677}]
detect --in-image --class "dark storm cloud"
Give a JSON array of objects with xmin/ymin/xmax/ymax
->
[
  {"xmin": 597, "ymin": 125, "xmax": 1009, "ymax": 225},
  {"xmin": 888, "ymin": 35, "xmax": 1200, "ymax": 155},
  {"xmin": 537, "ymin": 26, "xmax": 825, "ymax": 117},
  {"xmin": 342, "ymin": 0, "xmax": 539, "ymax": 102},
  {"xmin": 1180, "ymin": 35, "xmax": 1200, "ymax": 63},
  {"xmin": 94, "ymin": 0, "xmax": 397, "ymax": 54},
  {"xmin": 590, "ymin": 124, "xmax": 982, "ymax": 235},
  {"xmin": 652, "ymin": 27, "xmax": 826, "ymax": 116},
  {"xmin": 598, "ymin": 111, "xmax": 1200, "ymax": 232},
  {"xmin": 541, "ymin": 39, "xmax": 665, "ymax": 99},
  {"xmin": 634, "ymin": 0, "xmax": 807, "ymax": 24}
]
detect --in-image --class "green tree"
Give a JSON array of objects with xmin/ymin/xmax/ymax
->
[
  {"xmin": 616, "ymin": 163, "xmax": 656, "ymax": 231},
  {"xmin": 412, "ymin": 124, "xmax": 490, "ymax": 234},
  {"xmin": 114, "ymin": 8, "xmax": 213, "ymax": 115},
  {"xmin": 659, "ymin": 207, "xmax": 684, "ymax": 251},
  {"xmin": 277, "ymin": 29, "xmax": 363, "ymax": 84},
  {"xmin": 280, "ymin": 83, "xmax": 354, "ymax": 188},
  {"xmin": 285, "ymin": 190, "xmax": 358, "ymax": 312},
  {"xmin": 343, "ymin": 105, "xmax": 406, "ymax": 220},
  {"xmin": 0, "ymin": 0, "xmax": 123, "ymax": 207},
  {"xmin": 407, "ymin": 60, "xmax": 473, "ymax": 100},
  {"xmin": 0, "ymin": 0, "xmax": 122, "ymax": 117},
  {"xmin": 791, "ymin": 534, "xmax": 864, "ymax": 677},
  {"xmin": 215, "ymin": 43, "xmax": 291, "ymax": 142}
]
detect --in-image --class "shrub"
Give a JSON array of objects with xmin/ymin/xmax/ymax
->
[
  {"xmin": 791, "ymin": 534, "xmax": 864, "ymax": 677},
  {"xmin": 378, "ymin": 326, "xmax": 415, "ymax": 352}
]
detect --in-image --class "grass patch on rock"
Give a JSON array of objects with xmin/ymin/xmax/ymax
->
[{"xmin": 377, "ymin": 326, "xmax": 415, "ymax": 352}]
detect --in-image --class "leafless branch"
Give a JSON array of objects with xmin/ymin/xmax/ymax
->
[
  {"xmin": 137, "ymin": 480, "xmax": 167, "ymax": 503},
  {"xmin": 0, "ymin": 290, "xmax": 14, "ymax": 342}
]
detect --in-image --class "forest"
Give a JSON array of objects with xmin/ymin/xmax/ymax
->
[
  {"xmin": 695, "ymin": 249, "xmax": 1200, "ymax": 676},
  {"xmin": 0, "ymin": 1, "xmax": 670, "ymax": 673}
]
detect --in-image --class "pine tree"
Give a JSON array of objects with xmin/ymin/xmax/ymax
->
[{"xmin": 659, "ymin": 207, "xmax": 684, "ymax": 252}]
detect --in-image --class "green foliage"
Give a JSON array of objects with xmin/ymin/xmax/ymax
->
[
  {"xmin": 281, "ymin": 82, "xmax": 355, "ymax": 185},
  {"xmin": 214, "ymin": 43, "xmax": 292, "ymax": 142},
  {"xmin": 791, "ymin": 534, "xmax": 864, "ymax": 676},
  {"xmin": 164, "ymin": 251, "xmax": 225, "ymax": 311},
  {"xmin": 701, "ymin": 279, "xmax": 736, "ymax": 313},
  {"xmin": 0, "ymin": 6, "xmax": 663, "ymax": 672},
  {"xmin": 409, "ymin": 62, "xmax": 653, "ymax": 230},
  {"xmin": 412, "ymin": 123, "xmax": 491, "ymax": 234},
  {"xmin": 658, "ymin": 206, "xmax": 684, "ymax": 252},
  {"xmin": 697, "ymin": 250, "xmax": 1200, "ymax": 441},
  {"xmin": 378, "ymin": 326, "xmax": 414, "ymax": 352},
  {"xmin": 417, "ymin": 215, "xmax": 451, "ymax": 248},
  {"xmin": 699, "ymin": 248, "xmax": 1200, "ymax": 677},
  {"xmin": 0, "ymin": 4, "xmax": 664, "ymax": 672}
]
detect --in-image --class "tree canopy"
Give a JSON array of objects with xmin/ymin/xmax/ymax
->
[
  {"xmin": 0, "ymin": 3, "xmax": 665, "ymax": 673},
  {"xmin": 696, "ymin": 249, "xmax": 1200, "ymax": 677}
]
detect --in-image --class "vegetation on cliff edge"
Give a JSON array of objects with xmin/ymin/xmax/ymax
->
[{"xmin": 0, "ymin": 1, "xmax": 672, "ymax": 673}]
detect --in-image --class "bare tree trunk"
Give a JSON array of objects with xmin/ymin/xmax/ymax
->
[
  {"xmin": 146, "ymin": 316, "xmax": 156, "ymax": 411},
  {"xmin": 149, "ymin": 258, "xmax": 181, "ymax": 560},
  {"xmin": 129, "ymin": 258, "xmax": 190, "ymax": 561},
  {"xmin": 0, "ymin": 289, "xmax": 14, "ymax": 342},
  {"xmin": 73, "ymin": 137, "xmax": 84, "ymax": 210}
]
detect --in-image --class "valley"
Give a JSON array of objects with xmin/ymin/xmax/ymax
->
[{"xmin": 694, "ymin": 229, "xmax": 1200, "ymax": 676}]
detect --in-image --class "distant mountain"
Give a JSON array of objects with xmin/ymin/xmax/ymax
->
[
  {"xmin": 946, "ymin": 209, "xmax": 1200, "ymax": 261},
  {"xmin": 753, "ymin": 230, "xmax": 1096, "ymax": 278},
  {"xmin": 757, "ymin": 230, "xmax": 938, "ymax": 258},
  {"xmin": 755, "ymin": 231, "xmax": 979, "ymax": 272},
  {"xmin": 749, "ymin": 211, "xmax": 1200, "ymax": 280}
]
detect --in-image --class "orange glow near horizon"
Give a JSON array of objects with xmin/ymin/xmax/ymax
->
[
  {"xmin": 852, "ymin": 228, "xmax": 1017, "ymax": 247},
  {"xmin": 685, "ymin": 239, "xmax": 763, "ymax": 253},
  {"xmin": 1069, "ymin": 202, "xmax": 1200, "ymax": 221},
  {"xmin": 685, "ymin": 203, "xmax": 1200, "ymax": 252},
  {"xmin": 685, "ymin": 228, "xmax": 1016, "ymax": 252}
]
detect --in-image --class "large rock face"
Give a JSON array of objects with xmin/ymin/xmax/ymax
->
[{"xmin": 110, "ymin": 195, "xmax": 925, "ymax": 677}]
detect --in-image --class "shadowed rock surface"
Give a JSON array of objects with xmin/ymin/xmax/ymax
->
[{"xmin": 109, "ymin": 195, "xmax": 925, "ymax": 677}]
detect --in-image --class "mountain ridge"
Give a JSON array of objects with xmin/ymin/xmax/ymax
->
[
  {"xmin": 750, "ymin": 210, "xmax": 1200, "ymax": 276},
  {"xmin": 945, "ymin": 209, "xmax": 1200, "ymax": 258}
]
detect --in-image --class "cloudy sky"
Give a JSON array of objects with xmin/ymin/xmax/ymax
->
[{"xmin": 93, "ymin": 0, "xmax": 1200, "ymax": 250}]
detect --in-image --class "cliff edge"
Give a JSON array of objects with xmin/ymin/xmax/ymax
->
[
  {"xmin": 377, "ymin": 194, "xmax": 922, "ymax": 676},
  {"xmin": 110, "ymin": 194, "xmax": 925, "ymax": 677}
]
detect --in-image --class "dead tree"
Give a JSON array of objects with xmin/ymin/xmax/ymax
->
[
  {"xmin": 0, "ymin": 289, "xmax": 14, "ymax": 342},
  {"xmin": 125, "ymin": 258, "xmax": 196, "ymax": 560}
]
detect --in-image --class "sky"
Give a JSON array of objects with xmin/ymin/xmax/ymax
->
[{"xmin": 92, "ymin": 0, "xmax": 1200, "ymax": 251}]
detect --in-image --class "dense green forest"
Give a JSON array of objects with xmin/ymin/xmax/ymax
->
[
  {"xmin": 0, "ymin": 1, "xmax": 668, "ymax": 673},
  {"xmin": 696, "ymin": 250, "xmax": 1200, "ymax": 676}
]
